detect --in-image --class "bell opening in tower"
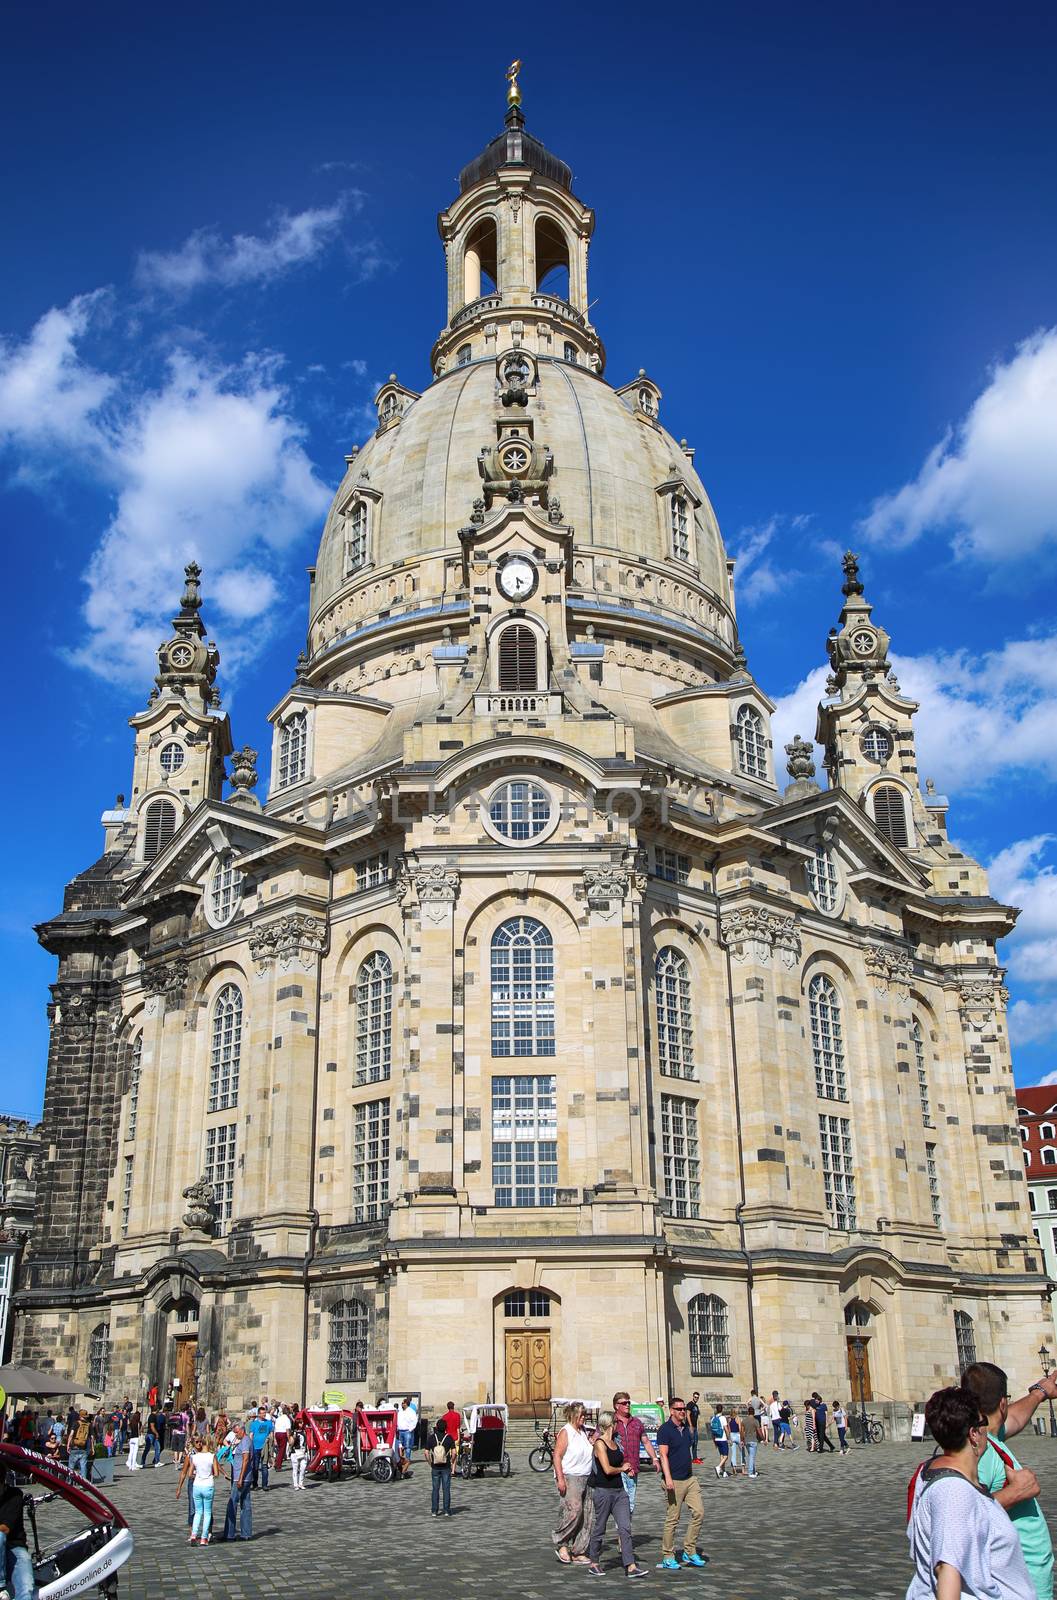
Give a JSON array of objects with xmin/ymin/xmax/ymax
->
[
  {"xmin": 464, "ymin": 216, "xmax": 499, "ymax": 303},
  {"xmin": 534, "ymin": 215, "xmax": 570, "ymax": 300}
]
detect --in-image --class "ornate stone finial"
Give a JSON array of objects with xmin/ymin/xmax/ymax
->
[
  {"xmin": 841, "ymin": 550, "xmax": 864, "ymax": 598},
  {"xmin": 295, "ymin": 651, "xmax": 310, "ymax": 684},
  {"xmin": 115, "ymin": 793, "xmax": 125, "ymax": 807},
  {"xmin": 471, "ymin": 496, "xmax": 486, "ymax": 526},
  {"xmin": 784, "ymin": 734, "xmax": 816, "ymax": 783},
  {"xmin": 181, "ymin": 561, "xmax": 203, "ymax": 615},
  {"xmin": 228, "ymin": 746, "xmax": 260, "ymax": 810},
  {"xmin": 506, "ymin": 478, "xmax": 525, "ymax": 504},
  {"xmin": 182, "ymin": 1173, "xmax": 217, "ymax": 1235},
  {"xmin": 925, "ymin": 777, "xmax": 936, "ymax": 796},
  {"xmin": 506, "ymin": 58, "xmax": 522, "ymax": 109}
]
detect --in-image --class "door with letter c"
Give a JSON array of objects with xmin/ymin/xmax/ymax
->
[{"xmin": 505, "ymin": 1330, "xmax": 551, "ymax": 1417}]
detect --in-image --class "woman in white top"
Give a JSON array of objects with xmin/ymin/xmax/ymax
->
[
  {"xmin": 178, "ymin": 1434, "xmax": 218, "ymax": 1546},
  {"xmin": 907, "ymin": 1385, "xmax": 1034, "ymax": 1600},
  {"xmin": 552, "ymin": 1401, "xmax": 596, "ymax": 1566}
]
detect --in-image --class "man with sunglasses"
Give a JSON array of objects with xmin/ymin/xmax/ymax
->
[
  {"xmin": 656, "ymin": 1397, "xmax": 707, "ymax": 1571},
  {"xmin": 961, "ymin": 1361, "xmax": 1056, "ymax": 1600},
  {"xmin": 612, "ymin": 1392, "xmax": 660, "ymax": 1517}
]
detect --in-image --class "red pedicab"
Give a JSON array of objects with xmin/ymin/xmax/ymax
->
[
  {"xmin": 296, "ymin": 1407, "xmax": 345, "ymax": 1481},
  {"xmin": 0, "ymin": 1442, "xmax": 133, "ymax": 1596},
  {"xmin": 340, "ymin": 1405, "xmax": 400, "ymax": 1482}
]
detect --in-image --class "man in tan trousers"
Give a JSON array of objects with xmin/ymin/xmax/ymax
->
[{"xmin": 656, "ymin": 1397, "xmax": 708, "ymax": 1570}]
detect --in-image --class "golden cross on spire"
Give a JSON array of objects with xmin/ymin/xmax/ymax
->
[{"xmin": 506, "ymin": 59, "xmax": 522, "ymax": 108}]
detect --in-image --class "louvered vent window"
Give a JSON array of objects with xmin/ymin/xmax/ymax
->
[
  {"xmin": 498, "ymin": 625, "xmax": 538, "ymax": 692},
  {"xmin": 143, "ymin": 799, "xmax": 176, "ymax": 860},
  {"xmin": 873, "ymin": 784, "xmax": 909, "ymax": 847}
]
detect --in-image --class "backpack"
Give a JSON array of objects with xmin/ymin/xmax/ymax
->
[
  {"xmin": 709, "ymin": 1415, "xmax": 725, "ymax": 1439},
  {"xmin": 430, "ymin": 1432, "xmax": 450, "ymax": 1466},
  {"xmin": 906, "ymin": 1438, "xmax": 1016, "ymax": 1524},
  {"xmin": 72, "ymin": 1418, "xmax": 91, "ymax": 1448}
]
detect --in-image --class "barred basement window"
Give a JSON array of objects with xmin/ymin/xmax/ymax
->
[
  {"xmin": 819, "ymin": 1114, "xmax": 857, "ymax": 1228},
  {"xmin": 328, "ymin": 1297, "xmax": 369, "ymax": 1383},
  {"xmin": 912, "ymin": 1019, "xmax": 933, "ymax": 1126},
  {"xmin": 356, "ymin": 851, "xmax": 390, "ymax": 892},
  {"xmin": 356, "ymin": 952, "xmax": 393, "ymax": 1084},
  {"xmin": 688, "ymin": 1293, "xmax": 730, "ymax": 1376},
  {"xmin": 736, "ymin": 705, "xmax": 767, "ymax": 779},
  {"xmin": 353, "ymin": 1098, "xmax": 390, "ymax": 1222},
  {"xmin": 660, "ymin": 1093, "xmax": 701, "ymax": 1219},
  {"xmin": 125, "ymin": 1033, "xmax": 142, "ymax": 1141},
  {"xmin": 954, "ymin": 1309, "xmax": 977, "ymax": 1371},
  {"xmin": 278, "ymin": 711, "xmax": 308, "ymax": 788},
  {"xmin": 872, "ymin": 784, "xmax": 910, "ymax": 847},
  {"xmin": 209, "ymin": 985, "xmax": 242, "ymax": 1112},
  {"xmin": 809, "ymin": 974, "xmax": 847, "ymax": 1101},
  {"xmin": 492, "ymin": 1075, "xmax": 558, "ymax": 1207},
  {"xmin": 143, "ymin": 798, "xmax": 176, "ymax": 861},
  {"xmin": 87, "ymin": 1323, "xmax": 110, "ymax": 1394},
  {"xmin": 655, "ymin": 848, "xmax": 691, "ymax": 885},
  {"xmin": 205, "ymin": 1122, "xmax": 237, "ymax": 1232},
  {"xmin": 925, "ymin": 1142, "xmax": 942, "ymax": 1228},
  {"xmin": 209, "ymin": 854, "xmax": 243, "ymax": 927},
  {"xmin": 806, "ymin": 846, "xmax": 840, "ymax": 912},
  {"xmin": 656, "ymin": 948, "xmax": 695, "ymax": 1079},
  {"xmin": 159, "ymin": 741, "xmax": 185, "ymax": 774},
  {"xmin": 491, "ymin": 918, "xmax": 555, "ymax": 1057},
  {"xmin": 121, "ymin": 1154, "xmax": 133, "ymax": 1238},
  {"xmin": 670, "ymin": 495, "xmax": 690, "ymax": 561},
  {"xmin": 497, "ymin": 625, "xmax": 538, "ymax": 691}
]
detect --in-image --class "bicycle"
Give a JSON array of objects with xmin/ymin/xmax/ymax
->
[
  {"xmin": 849, "ymin": 1412, "xmax": 885, "ymax": 1444},
  {"xmin": 528, "ymin": 1420, "xmax": 555, "ymax": 1472}
]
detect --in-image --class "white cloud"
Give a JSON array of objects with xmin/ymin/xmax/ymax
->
[
  {"xmin": 859, "ymin": 328, "xmax": 1057, "ymax": 561},
  {"xmin": 0, "ymin": 293, "xmax": 115, "ymax": 460},
  {"xmin": 988, "ymin": 836, "xmax": 1057, "ymax": 1006},
  {"xmin": 136, "ymin": 199, "xmax": 356, "ymax": 296},
  {"xmin": 732, "ymin": 515, "xmax": 819, "ymax": 606}
]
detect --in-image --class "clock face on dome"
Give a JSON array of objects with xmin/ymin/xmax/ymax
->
[
  {"xmin": 169, "ymin": 642, "xmax": 194, "ymax": 668},
  {"xmin": 497, "ymin": 556, "xmax": 537, "ymax": 602}
]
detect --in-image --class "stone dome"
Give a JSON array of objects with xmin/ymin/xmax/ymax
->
[{"xmin": 311, "ymin": 356, "xmax": 731, "ymax": 631}]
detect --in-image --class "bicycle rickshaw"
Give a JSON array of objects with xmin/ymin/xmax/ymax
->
[
  {"xmin": 457, "ymin": 1402, "xmax": 511, "ymax": 1478},
  {"xmin": 342, "ymin": 1404, "xmax": 401, "ymax": 1482},
  {"xmin": 0, "ymin": 1442, "xmax": 134, "ymax": 1596}
]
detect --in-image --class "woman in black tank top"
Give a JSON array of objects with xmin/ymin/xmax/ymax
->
[{"xmin": 585, "ymin": 1409, "xmax": 649, "ymax": 1578}]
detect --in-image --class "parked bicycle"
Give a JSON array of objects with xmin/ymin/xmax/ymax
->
[
  {"xmin": 528, "ymin": 1419, "xmax": 555, "ymax": 1472},
  {"xmin": 849, "ymin": 1411, "xmax": 885, "ymax": 1444}
]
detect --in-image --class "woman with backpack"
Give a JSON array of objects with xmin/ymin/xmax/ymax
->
[
  {"xmin": 423, "ymin": 1415, "xmax": 456, "ymax": 1517},
  {"xmin": 907, "ymin": 1385, "xmax": 1034, "ymax": 1599}
]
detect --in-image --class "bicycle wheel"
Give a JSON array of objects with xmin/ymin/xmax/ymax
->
[
  {"xmin": 868, "ymin": 1418, "xmax": 885, "ymax": 1443},
  {"xmin": 528, "ymin": 1445, "xmax": 552, "ymax": 1473}
]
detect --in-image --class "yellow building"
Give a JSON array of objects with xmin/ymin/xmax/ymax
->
[{"xmin": 16, "ymin": 82, "xmax": 1049, "ymax": 1415}]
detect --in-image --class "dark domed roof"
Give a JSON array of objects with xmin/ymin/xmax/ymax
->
[{"xmin": 458, "ymin": 106, "xmax": 572, "ymax": 194}]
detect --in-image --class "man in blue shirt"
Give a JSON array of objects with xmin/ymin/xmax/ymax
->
[
  {"xmin": 247, "ymin": 1408, "xmax": 274, "ymax": 1491},
  {"xmin": 655, "ymin": 1398, "xmax": 707, "ymax": 1571}
]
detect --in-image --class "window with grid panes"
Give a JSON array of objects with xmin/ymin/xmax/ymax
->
[
  {"xmin": 925, "ymin": 1142, "xmax": 942, "ymax": 1227},
  {"xmin": 210, "ymin": 854, "xmax": 243, "ymax": 926},
  {"xmin": 346, "ymin": 500, "xmax": 368, "ymax": 570},
  {"xmin": 670, "ymin": 495, "xmax": 690, "ymax": 560},
  {"xmin": 655, "ymin": 848, "xmax": 691, "ymax": 884},
  {"xmin": 121, "ymin": 1154, "xmax": 133, "ymax": 1238},
  {"xmin": 491, "ymin": 1075, "xmax": 557, "ymax": 1207},
  {"xmin": 862, "ymin": 726, "xmax": 893, "ymax": 763},
  {"xmin": 353, "ymin": 1098, "xmax": 390, "ymax": 1222},
  {"xmin": 205, "ymin": 1123, "xmax": 237, "ymax": 1232},
  {"xmin": 954, "ymin": 1309, "xmax": 977, "ymax": 1371},
  {"xmin": 818, "ymin": 1114, "xmax": 856, "ymax": 1228},
  {"xmin": 488, "ymin": 781, "xmax": 551, "ymax": 842},
  {"xmin": 159, "ymin": 741, "xmax": 185, "ymax": 774},
  {"xmin": 660, "ymin": 1093, "xmax": 701, "ymax": 1218},
  {"xmin": 688, "ymin": 1293, "xmax": 730, "ymax": 1376},
  {"xmin": 125, "ymin": 1033, "xmax": 142, "ymax": 1141},
  {"xmin": 328, "ymin": 1298, "xmax": 369, "ymax": 1382},
  {"xmin": 278, "ymin": 711, "xmax": 307, "ymax": 787},
  {"xmin": 809, "ymin": 975, "xmax": 846, "ymax": 1100},
  {"xmin": 356, "ymin": 952, "xmax": 393, "ymax": 1084},
  {"xmin": 736, "ymin": 705, "xmax": 767, "ymax": 779},
  {"xmin": 912, "ymin": 1019, "xmax": 933, "ymax": 1126},
  {"xmin": 356, "ymin": 852, "xmax": 389, "ymax": 892},
  {"xmin": 491, "ymin": 918, "xmax": 555, "ymax": 1057},
  {"xmin": 655, "ymin": 947, "xmax": 694, "ymax": 1079},
  {"xmin": 87, "ymin": 1324, "xmax": 110, "ymax": 1393},
  {"xmin": 209, "ymin": 985, "xmax": 242, "ymax": 1112},
  {"xmin": 1049, "ymin": 1189, "xmax": 1057, "ymax": 1211},
  {"xmin": 806, "ymin": 846, "xmax": 840, "ymax": 911}
]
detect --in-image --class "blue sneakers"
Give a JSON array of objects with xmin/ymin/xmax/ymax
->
[
  {"xmin": 657, "ymin": 1557, "xmax": 681, "ymax": 1570},
  {"xmin": 681, "ymin": 1552, "xmax": 709, "ymax": 1568}
]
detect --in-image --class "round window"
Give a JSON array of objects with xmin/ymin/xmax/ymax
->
[
  {"xmin": 169, "ymin": 642, "xmax": 194, "ymax": 668},
  {"xmin": 160, "ymin": 742, "xmax": 185, "ymax": 775},
  {"xmin": 861, "ymin": 726, "xmax": 893, "ymax": 763},
  {"xmin": 500, "ymin": 444, "xmax": 531, "ymax": 476},
  {"xmin": 485, "ymin": 780, "xmax": 553, "ymax": 844},
  {"xmin": 851, "ymin": 629, "xmax": 875, "ymax": 656}
]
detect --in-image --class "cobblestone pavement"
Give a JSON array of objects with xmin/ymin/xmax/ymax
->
[{"xmin": 31, "ymin": 1431, "xmax": 1057, "ymax": 1598}]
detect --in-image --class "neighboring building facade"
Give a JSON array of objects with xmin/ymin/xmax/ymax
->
[
  {"xmin": 15, "ymin": 83, "xmax": 1051, "ymax": 1413},
  {"xmin": 1018, "ymin": 1086, "xmax": 1057, "ymax": 1300},
  {"xmin": 0, "ymin": 1113, "xmax": 42, "ymax": 1361}
]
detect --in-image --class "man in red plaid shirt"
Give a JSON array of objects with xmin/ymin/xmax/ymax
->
[{"xmin": 612, "ymin": 1391, "xmax": 661, "ymax": 1516}]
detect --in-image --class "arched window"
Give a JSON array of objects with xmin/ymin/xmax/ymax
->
[
  {"xmin": 125, "ymin": 1032, "xmax": 142, "ymax": 1141},
  {"xmin": 143, "ymin": 798, "xmax": 176, "ymax": 861},
  {"xmin": 688, "ymin": 1293, "xmax": 730, "ymax": 1377},
  {"xmin": 209, "ymin": 854, "xmax": 243, "ymax": 927},
  {"xmin": 670, "ymin": 495, "xmax": 690, "ymax": 561},
  {"xmin": 497, "ymin": 624, "xmax": 539, "ymax": 692},
  {"xmin": 327, "ymin": 1297, "xmax": 369, "ymax": 1382},
  {"xmin": 806, "ymin": 846, "xmax": 840, "ymax": 912},
  {"xmin": 457, "ymin": 343, "xmax": 472, "ymax": 367},
  {"xmin": 872, "ymin": 784, "xmax": 910, "ymax": 848},
  {"xmin": 463, "ymin": 217, "xmax": 498, "ymax": 300},
  {"xmin": 655, "ymin": 947, "xmax": 694, "ymax": 1079},
  {"xmin": 346, "ymin": 500, "xmax": 368, "ymax": 570},
  {"xmin": 809, "ymin": 975, "xmax": 846, "ymax": 1100},
  {"xmin": 491, "ymin": 917, "xmax": 555, "ymax": 1057},
  {"xmin": 87, "ymin": 1323, "xmax": 110, "ymax": 1394},
  {"xmin": 1044, "ymin": 1148, "xmax": 1057, "ymax": 1167},
  {"xmin": 1047, "ymin": 1189, "xmax": 1057, "ymax": 1211},
  {"xmin": 1042, "ymin": 1123, "xmax": 1056, "ymax": 1139},
  {"xmin": 356, "ymin": 952, "xmax": 393, "ymax": 1084},
  {"xmin": 278, "ymin": 711, "xmax": 308, "ymax": 788},
  {"xmin": 844, "ymin": 1299, "xmax": 871, "ymax": 1327},
  {"xmin": 736, "ymin": 705, "xmax": 767, "ymax": 780},
  {"xmin": 209, "ymin": 984, "xmax": 242, "ymax": 1112},
  {"xmin": 954, "ymin": 1309, "xmax": 977, "ymax": 1372},
  {"xmin": 535, "ymin": 216, "xmax": 570, "ymax": 298},
  {"xmin": 911, "ymin": 1019, "xmax": 932, "ymax": 1127},
  {"xmin": 563, "ymin": 341, "xmax": 578, "ymax": 364}
]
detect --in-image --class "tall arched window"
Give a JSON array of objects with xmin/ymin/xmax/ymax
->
[
  {"xmin": 209, "ymin": 984, "xmax": 243, "ymax": 1112},
  {"xmin": 670, "ymin": 495, "xmax": 690, "ymax": 561},
  {"xmin": 491, "ymin": 917, "xmax": 555, "ymax": 1057},
  {"xmin": 497, "ymin": 625, "xmax": 538, "ymax": 692},
  {"xmin": 143, "ymin": 798, "xmax": 176, "ymax": 860},
  {"xmin": 954, "ymin": 1309, "xmax": 977, "ymax": 1371},
  {"xmin": 209, "ymin": 854, "xmax": 243, "ymax": 927},
  {"xmin": 535, "ymin": 216, "xmax": 570, "ymax": 298},
  {"xmin": 327, "ymin": 1297, "xmax": 369, "ymax": 1382},
  {"xmin": 356, "ymin": 952, "xmax": 393, "ymax": 1084},
  {"xmin": 872, "ymin": 784, "xmax": 910, "ymax": 848},
  {"xmin": 346, "ymin": 499, "xmax": 368, "ymax": 570},
  {"xmin": 807, "ymin": 846, "xmax": 840, "ymax": 912},
  {"xmin": 809, "ymin": 974, "xmax": 846, "ymax": 1100},
  {"xmin": 688, "ymin": 1293, "xmax": 730, "ymax": 1377},
  {"xmin": 463, "ymin": 217, "xmax": 498, "ymax": 300},
  {"xmin": 87, "ymin": 1323, "xmax": 110, "ymax": 1394},
  {"xmin": 278, "ymin": 711, "xmax": 308, "ymax": 788},
  {"xmin": 736, "ymin": 705, "xmax": 767, "ymax": 779},
  {"xmin": 912, "ymin": 1019, "xmax": 933, "ymax": 1127},
  {"xmin": 655, "ymin": 947, "xmax": 694, "ymax": 1079},
  {"xmin": 125, "ymin": 1032, "xmax": 142, "ymax": 1141}
]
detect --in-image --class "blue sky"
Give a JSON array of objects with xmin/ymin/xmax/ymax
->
[{"xmin": 3, "ymin": 0, "xmax": 1056, "ymax": 1118}]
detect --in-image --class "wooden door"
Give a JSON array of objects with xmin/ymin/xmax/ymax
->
[
  {"xmin": 175, "ymin": 1338, "xmax": 197, "ymax": 1401},
  {"xmin": 505, "ymin": 1331, "xmax": 551, "ymax": 1417},
  {"xmin": 846, "ymin": 1337, "xmax": 872, "ymax": 1402}
]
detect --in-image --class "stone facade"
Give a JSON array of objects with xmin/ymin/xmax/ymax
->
[
  {"xmin": 15, "ymin": 82, "xmax": 1051, "ymax": 1413},
  {"xmin": 0, "ymin": 1112, "xmax": 42, "ymax": 1360}
]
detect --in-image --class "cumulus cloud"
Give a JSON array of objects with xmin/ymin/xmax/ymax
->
[
  {"xmin": 731, "ymin": 514, "xmax": 814, "ymax": 606},
  {"xmin": 859, "ymin": 328, "xmax": 1057, "ymax": 561},
  {"xmin": 136, "ymin": 197, "xmax": 358, "ymax": 296},
  {"xmin": 0, "ymin": 292, "xmax": 115, "ymax": 460},
  {"xmin": 988, "ymin": 837, "xmax": 1057, "ymax": 1037}
]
